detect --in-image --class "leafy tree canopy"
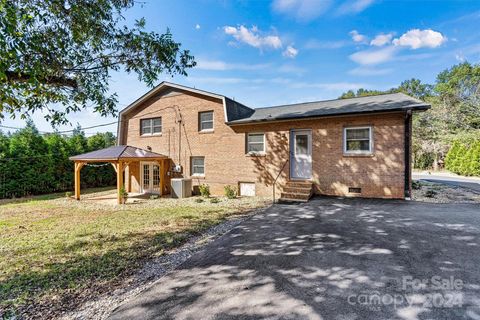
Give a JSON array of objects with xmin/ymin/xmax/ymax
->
[
  {"xmin": 339, "ymin": 78, "xmax": 432, "ymax": 100},
  {"xmin": 338, "ymin": 63, "xmax": 480, "ymax": 171},
  {"xmin": 0, "ymin": 0, "xmax": 195, "ymax": 126}
]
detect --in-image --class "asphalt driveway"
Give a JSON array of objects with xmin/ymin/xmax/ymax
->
[{"xmin": 110, "ymin": 198, "xmax": 480, "ymax": 320}]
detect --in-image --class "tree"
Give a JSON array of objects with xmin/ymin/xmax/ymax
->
[
  {"xmin": 339, "ymin": 88, "xmax": 392, "ymax": 99},
  {"xmin": 469, "ymin": 142, "xmax": 480, "ymax": 176},
  {"xmin": 397, "ymin": 78, "xmax": 433, "ymax": 100},
  {"xmin": 67, "ymin": 125, "xmax": 87, "ymax": 156},
  {"xmin": 435, "ymin": 62, "xmax": 480, "ymax": 129},
  {"xmin": 45, "ymin": 133, "xmax": 72, "ymax": 191},
  {"xmin": 0, "ymin": 0, "xmax": 195, "ymax": 126},
  {"xmin": 7, "ymin": 120, "xmax": 50, "ymax": 196},
  {"xmin": 87, "ymin": 132, "xmax": 116, "ymax": 151},
  {"xmin": 339, "ymin": 90, "xmax": 355, "ymax": 99}
]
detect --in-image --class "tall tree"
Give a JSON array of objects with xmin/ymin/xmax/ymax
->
[
  {"xmin": 0, "ymin": 0, "xmax": 195, "ymax": 125},
  {"xmin": 397, "ymin": 78, "xmax": 433, "ymax": 100},
  {"xmin": 435, "ymin": 62, "xmax": 480, "ymax": 129}
]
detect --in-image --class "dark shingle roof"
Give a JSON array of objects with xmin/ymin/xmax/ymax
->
[
  {"xmin": 227, "ymin": 93, "xmax": 430, "ymax": 125},
  {"xmin": 69, "ymin": 145, "xmax": 168, "ymax": 161},
  {"xmin": 224, "ymin": 97, "xmax": 254, "ymax": 122}
]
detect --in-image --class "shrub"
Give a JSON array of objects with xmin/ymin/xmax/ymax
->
[
  {"xmin": 224, "ymin": 185, "xmax": 237, "ymax": 199},
  {"xmin": 195, "ymin": 198, "xmax": 204, "ymax": 203},
  {"xmin": 198, "ymin": 184, "xmax": 210, "ymax": 198},
  {"xmin": 65, "ymin": 191, "xmax": 72, "ymax": 198},
  {"xmin": 469, "ymin": 142, "xmax": 480, "ymax": 176},
  {"xmin": 424, "ymin": 189, "xmax": 437, "ymax": 198},
  {"xmin": 119, "ymin": 186, "xmax": 128, "ymax": 203},
  {"xmin": 445, "ymin": 139, "xmax": 480, "ymax": 176},
  {"xmin": 412, "ymin": 181, "xmax": 422, "ymax": 190},
  {"xmin": 414, "ymin": 151, "xmax": 435, "ymax": 170},
  {"xmin": 210, "ymin": 197, "xmax": 220, "ymax": 204}
]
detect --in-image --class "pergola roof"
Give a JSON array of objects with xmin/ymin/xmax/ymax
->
[{"xmin": 69, "ymin": 145, "xmax": 168, "ymax": 162}]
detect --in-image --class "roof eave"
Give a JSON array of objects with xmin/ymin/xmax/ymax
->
[{"xmin": 226, "ymin": 104, "xmax": 431, "ymax": 126}]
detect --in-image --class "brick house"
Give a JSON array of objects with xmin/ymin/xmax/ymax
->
[{"xmin": 110, "ymin": 81, "xmax": 430, "ymax": 201}]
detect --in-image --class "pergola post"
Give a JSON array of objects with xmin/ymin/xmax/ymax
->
[
  {"xmin": 117, "ymin": 161, "xmax": 124, "ymax": 204},
  {"xmin": 74, "ymin": 162, "xmax": 85, "ymax": 200}
]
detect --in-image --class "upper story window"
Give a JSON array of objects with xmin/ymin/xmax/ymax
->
[
  {"xmin": 199, "ymin": 111, "xmax": 214, "ymax": 131},
  {"xmin": 140, "ymin": 117, "xmax": 162, "ymax": 136},
  {"xmin": 246, "ymin": 132, "xmax": 265, "ymax": 154},
  {"xmin": 344, "ymin": 126, "xmax": 373, "ymax": 154}
]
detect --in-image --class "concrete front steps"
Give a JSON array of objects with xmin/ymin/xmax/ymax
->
[{"xmin": 279, "ymin": 181, "xmax": 313, "ymax": 203}]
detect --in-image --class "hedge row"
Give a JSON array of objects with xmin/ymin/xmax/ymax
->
[
  {"xmin": 0, "ymin": 122, "xmax": 116, "ymax": 199},
  {"xmin": 445, "ymin": 140, "xmax": 480, "ymax": 176}
]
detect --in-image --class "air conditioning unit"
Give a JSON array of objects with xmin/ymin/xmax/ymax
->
[{"xmin": 171, "ymin": 178, "xmax": 192, "ymax": 198}]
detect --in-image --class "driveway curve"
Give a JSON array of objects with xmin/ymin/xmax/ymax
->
[{"xmin": 109, "ymin": 197, "xmax": 480, "ymax": 320}]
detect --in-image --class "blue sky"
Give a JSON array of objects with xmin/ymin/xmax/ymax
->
[{"xmin": 4, "ymin": 0, "xmax": 480, "ymax": 135}]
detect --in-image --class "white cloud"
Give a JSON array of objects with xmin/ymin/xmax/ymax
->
[
  {"xmin": 196, "ymin": 59, "xmax": 227, "ymax": 70},
  {"xmin": 455, "ymin": 52, "xmax": 466, "ymax": 62},
  {"xmin": 195, "ymin": 24, "xmax": 201, "ymax": 30},
  {"xmin": 187, "ymin": 77, "xmax": 266, "ymax": 85},
  {"xmin": 283, "ymin": 45, "xmax": 299, "ymax": 58},
  {"xmin": 349, "ymin": 67, "xmax": 393, "ymax": 76},
  {"xmin": 223, "ymin": 25, "xmax": 282, "ymax": 50},
  {"xmin": 195, "ymin": 59, "xmax": 271, "ymax": 71},
  {"xmin": 370, "ymin": 33, "xmax": 393, "ymax": 46},
  {"xmin": 349, "ymin": 30, "xmax": 368, "ymax": 43},
  {"xmin": 337, "ymin": 0, "xmax": 375, "ymax": 15},
  {"xmin": 349, "ymin": 46, "xmax": 397, "ymax": 65},
  {"xmin": 272, "ymin": 0, "xmax": 332, "ymax": 21},
  {"xmin": 393, "ymin": 29, "xmax": 447, "ymax": 49}
]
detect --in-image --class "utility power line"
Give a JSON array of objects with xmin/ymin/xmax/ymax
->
[{"xmin": 0, "ymin": 104, "xmax": 185, "ymax": 136}]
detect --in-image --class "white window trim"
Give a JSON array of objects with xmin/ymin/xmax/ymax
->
[
  {"xmin": 246, "ymin": 132, "xmax": 266, "ymax": 155},
  {"xmin": 343, "ymin": 126, "xmax": 373, "ymax": 154},
  {"xmin": 191, "ymin": 156, "xmax": 205, "ymax": 177},
  {"xmin": 199, "ymin": 111, "xmax": 214, "ymax": 132},
  {"xmin": 140, "ymin": 117, "xmax": 162, "ymax": 136}
]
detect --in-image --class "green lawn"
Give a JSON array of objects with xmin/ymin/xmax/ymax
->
[{"xmin": 0, "ymin": 191, "xmax": 269, "ymax": 318}]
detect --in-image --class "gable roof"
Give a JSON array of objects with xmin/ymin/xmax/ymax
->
[
  {"xmin": 226, "ymin": 93, "xmax": 430, "ymax": 125},
  {"xmin": 69, "ymin": 145, "xmax": 168, "ymax": 161},
  {"xmin": 116, "ymin": 82, "xmax": 430, "ymax": 142},
  {"xmin": 116, "ymin": 82, "xmax": 253, "ymax": 143}
]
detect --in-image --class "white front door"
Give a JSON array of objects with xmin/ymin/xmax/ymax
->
[
  {"xmin": 290, "ymin": 130, "xmax": 312, "ymax": 180},
  {"xmin": 141, "ymin": 162, "xmax": 161, "ymax": 194}
]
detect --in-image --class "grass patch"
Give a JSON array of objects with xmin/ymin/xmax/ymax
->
[{"xmin": 0, "ymin": 191, "xmax": 268, "ymax": 318}]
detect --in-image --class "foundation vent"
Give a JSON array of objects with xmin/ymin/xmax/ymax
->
[{"xmin": 348, "ymin": 187, "xmax": 362, "ymax": 194}]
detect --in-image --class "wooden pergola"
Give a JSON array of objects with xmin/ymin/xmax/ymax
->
[{"xmin": 69, "ymin": 145, "xmax": 169, "ymax": 204}]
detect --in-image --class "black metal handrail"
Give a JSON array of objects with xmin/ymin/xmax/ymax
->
[{"xmin": 272, "ymin": 155, "xmax": 290, "ymax": 204}]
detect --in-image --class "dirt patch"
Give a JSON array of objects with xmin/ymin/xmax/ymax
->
[{"xmin": 412, "ymin": 180, "xmax": 480, "ymax": 203}]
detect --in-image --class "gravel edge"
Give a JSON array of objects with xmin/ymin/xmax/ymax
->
[
  {"xmin": 412, "ymin": 181, "xmax": 480, "ymax": 204},
  {"xmin": 59, "ymin": 207, "xmax": 267, "ymax": 320}
]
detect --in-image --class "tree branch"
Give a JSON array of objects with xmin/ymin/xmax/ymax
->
[{"xmin": 5, "ymin": 71, "xmax": 78, "ymax": 88}]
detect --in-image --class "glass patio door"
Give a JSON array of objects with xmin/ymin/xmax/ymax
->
[{"xmin": 141, "ymin": 162, "xmax": 161, "ymax": 194}]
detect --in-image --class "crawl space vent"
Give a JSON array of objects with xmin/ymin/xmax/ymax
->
[{"xmin": 348, "ymin": 187, "xmax": 362, "ymax": 194}]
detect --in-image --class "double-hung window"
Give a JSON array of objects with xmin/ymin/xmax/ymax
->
[
  {"xmin": 246, "ymin": 133, "xmax": 265, "ymax": 154},
  {"xmin": 199, "ymin": 111, "xmax": 214, "ymax": 131},
  {"xmin": 191, "ymin": 157, "xmax": 205, "ymax": 176},
  {"xmin": 140, "ymin": 117, "xmax": 162, "ymax": 136},
  {"xmin": 344, "ymin": 126, "xmax": 373, "ymax": 154}
]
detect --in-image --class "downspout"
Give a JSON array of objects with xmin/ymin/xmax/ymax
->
[{"xmin": 404, "ymin": 109, "xmax": 412, "ymax": 199}]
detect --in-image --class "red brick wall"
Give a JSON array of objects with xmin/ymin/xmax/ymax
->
[{"xmin": 120, "ymin": 89, "xmax": 406, "ymax": 199}]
